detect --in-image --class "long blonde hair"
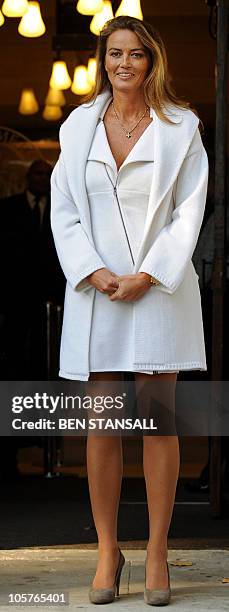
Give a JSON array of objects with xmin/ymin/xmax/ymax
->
[{"xmin": 82, "ymin": 15, "xmax": 198, "ymax": 124}]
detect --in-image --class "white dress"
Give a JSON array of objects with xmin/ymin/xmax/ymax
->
[{"xmin": 85, "ymin": 104, "xmax": 178, "ymax": 375}]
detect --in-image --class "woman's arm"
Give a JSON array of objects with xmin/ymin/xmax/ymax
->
[
  {"xmin": 138, "ymin": 128, "xmax": 209, "ymax": 294},
  {"xmin": 50, "ymin": 153, "xmax": 107, "ymax": 292}
]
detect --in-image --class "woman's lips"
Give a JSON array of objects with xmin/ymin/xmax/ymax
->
[{"xmin": 116, "ymin": 73, "xmax": 133, "ymax": 79}]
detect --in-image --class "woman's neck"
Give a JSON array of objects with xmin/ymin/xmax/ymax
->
[{"xmin": 111, "ymin": 90, "xmax": 147, "ymax": 122}]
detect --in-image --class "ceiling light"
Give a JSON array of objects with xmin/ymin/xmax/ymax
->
[
  {"xmin": 45, "ymin": 89, "xmax": 66, "ymax": 107},
  {"xmin": 87, "ymin": 58, "xmax": 97, "ymax": 85},
  {"xmin": 76, "ymin": 0, "xmax": 103, "ymax": 15},
  {"xmin": 71, "ymin": 65, "xmax": 92, "ymax": 95},
  {"xmin": 43, "ymin": 105, "xmax": 63, "ymax": 121},
  {"xmin": 18, "ymin": 1, "xmax": 46, "ymax": 37},
  {"xmin": 49, "ymin": 61, "xmax": 72, "ymax": 90},
  {"xmin": 90, "ymin": 1, "xmax": 114, "ymax": 36},
  {"xmin": 19, "ymin": 88, "xmax": 39, "ymax": 114},
  {"xmin": 115, "ymin": 0, "xmax": 143, "ymax": 20},
  {"xmin": 0, "ymin": 10, "xmax": 5, "ymax": 25},
  {"xmin": 2, "ymin": 0, "xmax": 28, "ymax": 17}
]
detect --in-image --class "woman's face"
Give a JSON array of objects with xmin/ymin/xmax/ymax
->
[{"xmin": 104, "ymin": 29, "xmax": 150, "ymax": 94}]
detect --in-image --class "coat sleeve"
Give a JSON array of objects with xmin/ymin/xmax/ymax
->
[
  {"xmin": 50, "ymin": 151, "xmax": 106, "ymax": 292},
  {"xmin": 138, "ymin": 128, "xmax": 209, "ymax": 294}
]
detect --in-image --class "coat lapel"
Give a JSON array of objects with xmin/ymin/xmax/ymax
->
[
  {"xmin": 134, "ymin": 106, "xmax": 199, "ymax": 270},
  {"xmin": 61, "ymin": 91, "xmax": 111, "ymax": 238}
]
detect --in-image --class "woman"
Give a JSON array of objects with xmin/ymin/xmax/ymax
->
[{"xmin": 51, "ymin": 15, "xmax": 208, "ymax": 606}]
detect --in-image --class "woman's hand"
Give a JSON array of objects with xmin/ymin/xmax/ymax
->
[
  {"xmin": 87, "ymin": 268, "xmax": 119, "ymax": 295},
  {"xmin": 109, "ymin": 272, "xmax": 152, "ymax": 302}
]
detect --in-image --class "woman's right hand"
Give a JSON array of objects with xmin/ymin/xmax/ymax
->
[{"xmin": 87, "ymin": 268, "xmax": 119, "ymax": 295}]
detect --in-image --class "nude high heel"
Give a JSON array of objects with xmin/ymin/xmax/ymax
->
[
  {"xmin": 144, "ymin": 560, "xmax": 171, "ymax": 606},
  {"xmin": 89, "ymin": 548, "xmax": 125, "ymax": 604}
]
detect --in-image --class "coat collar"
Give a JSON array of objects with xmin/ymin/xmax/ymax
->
[
  {"xmin": 60, "ymin": 90, "xmax": 198, "ymax": 252},
  {"xmin": 87, "ymin": 106, "xmax": 155, "ymax": 170}
]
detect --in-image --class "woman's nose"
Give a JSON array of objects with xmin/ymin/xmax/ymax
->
[{"xmin": 120, "ymin": 54, "xmax": 131, "ymax": 67}]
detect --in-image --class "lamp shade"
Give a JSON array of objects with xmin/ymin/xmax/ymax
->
[
  {"xmin": 43, "ymin": 105, "xmax": 62, "ymax": 121},
  {"xmin": 71, "ymin": 65, "xmax": 92, "ymax": 95},
  {"xmin": 18, "ymin": 1, "xmax": 46, "ymax": 37},
  {"xmin": 0, "ymin": 10, "xmax": 5, "ymax": 25},
  {"xmin": 45, "ymin": 88, "xmax": 66, "ymax": 107},
  {"xmin": 19, "ymin": 88, "xmax": 39, "ymax": 114},
  {"xmin": 76, "ymin": 0, "xmax": 103, "ymax": 15},
  {"xmin": 49, "ymin": 61, "xmax": 72, "ymax": 90},
  {"xmin": 87, "ymin": 58, "xmax": 97, "ymax": 86},
  {"xmin": 115, "ymin": 0, "xmax": 143, "ymax": 19},
  {"xmin": 90, "ymin": 1, "xmax": 113, "ymax": 36},
  {"xmin": 2, "ymin": 0, "xmax": 28, "ymax": 17}
]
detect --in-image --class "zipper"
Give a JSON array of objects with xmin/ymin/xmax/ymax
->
[{"xmin": 104, "ymin": 164, "xmax": 135, "ymax": 266}]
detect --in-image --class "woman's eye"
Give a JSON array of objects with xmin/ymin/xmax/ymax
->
[{"xmin": 110, "ymin": 51, "xmax": 143, "ymax": 58}]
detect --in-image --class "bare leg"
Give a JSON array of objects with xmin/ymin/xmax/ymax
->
[
  {"xmin": 135, "ymin": 372, "xmax": 180, "ymax": 589},
  {"xmin": 86, "ymin": 372, "xmax": 123, "ymax": 588}
]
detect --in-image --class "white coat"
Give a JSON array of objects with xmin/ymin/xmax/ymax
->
[{"xmin": 50, "ymin": 90, "xmax": 209, "ymax": 381}]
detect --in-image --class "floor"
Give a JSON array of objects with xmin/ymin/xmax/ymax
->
[{"xmin": 0, "ymin": 548, "xmax": 229, "ymax": 610}]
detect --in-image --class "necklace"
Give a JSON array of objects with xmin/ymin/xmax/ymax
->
[{"xmin": 112, "ymin": 101, "xmax": 149, "ymax": 138}]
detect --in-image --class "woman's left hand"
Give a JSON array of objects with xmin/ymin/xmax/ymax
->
[{"xmin": 109, "ymin": 272, "xmax": 151, "ymax": 302}]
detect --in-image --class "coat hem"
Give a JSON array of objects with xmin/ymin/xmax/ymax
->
[
  {"xmin": 59, "ymin": 370, "xmax": 89, "ymax": 381},
  {"xmin": 59, "ymin": 362, "xmax": 207, "ymax": 381},
  {"xmin": 133, "ymin": 362, "xmax": 207, "ymax": 371}
]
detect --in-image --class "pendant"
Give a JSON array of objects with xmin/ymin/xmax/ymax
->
[{"xmin": 126, "ymin": 132, "xmax": 131, "ymax": 138}]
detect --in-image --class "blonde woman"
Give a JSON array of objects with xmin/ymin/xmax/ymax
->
[{"xmin": 51, "ymin": 16, "xmax": 208, "ymax": 606}]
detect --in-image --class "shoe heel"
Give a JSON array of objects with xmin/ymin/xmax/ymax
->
[
  {"xmin": 167, "ymin": 561, "xmax": 170, "ymax": 589},
  {"xmin": 115, "ymin": 550, "xmax": 125, "ymax": 596},
  {"xmin": 116, "ymin": 564, "xmax": 123, "ymax": 596}
]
